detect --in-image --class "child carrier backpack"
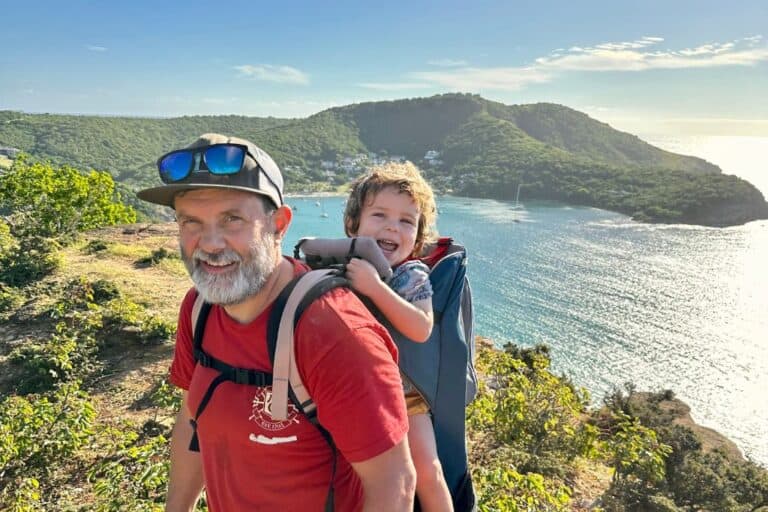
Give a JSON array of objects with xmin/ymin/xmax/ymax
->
[{"xmin": 189, "ymin": 236, "xmax": 478, "ymax": 511}]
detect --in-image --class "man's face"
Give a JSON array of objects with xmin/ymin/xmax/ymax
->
[{"xmin": 174, "ymin": 188, "xmax": 279, "ymax": 305}]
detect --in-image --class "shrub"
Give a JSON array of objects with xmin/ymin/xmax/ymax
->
[
  {"xmin": 140, "ymin": 316, "xmax": 176, "ymax": 344},
  {"xmin": 0, "ymin": 284, "xmax": 24, "ymax": 316},
  {"xmin": 474, "ymin": 465, "xmax": 571, "ymax": 512},
  {"xmin": 10, "ymin": 319, "xmax": 100, "ymax": 393},
  {"xmin": 136, "ymin": 247, "xmax": 179, "ymax": 267},
  {"xmin": 0, "ymin": 382, "xmax": 95, "ymax": 505},
  {"xmin": 88, "ymin": 432, "xmax": 170, "ymax": 512},
  {"xmin": 0, "ymin": 236, "xmax": 62, "ymax": 287},
  {"xmin": 0, "ymin": 157, "xmax": 136, "ymax": 241},
  {"xmin": 468, "ymin": 344, "xmax": 597, "ymax": 474},
  {"xmin": 92, "ymin": 279, "xmax": 122, "ymax": 303},
  {"xmin": 85, "ymin": 239, "xmax": 110, "ymax": 254}
]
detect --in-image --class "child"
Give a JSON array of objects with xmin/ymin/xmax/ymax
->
[{"xmin": 343, "ymin": 162, "xmax": 453, "ymax": 511}]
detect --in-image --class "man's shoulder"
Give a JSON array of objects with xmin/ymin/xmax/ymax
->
[
  {"xmin": 303, "ymin": 286, "xmax": 371, "ymax": 324},
  {"xmin": 180, "ymin": 287, "xmax": 199, "ymax": 315},
  {"xmin": 296, "ymin": 286, "xmax": 391, "ymax": 343}
]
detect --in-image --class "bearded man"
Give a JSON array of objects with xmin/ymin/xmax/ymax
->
[{"xmin": 138, "ymin": 134, "xmax": 415, "ymax": 512}]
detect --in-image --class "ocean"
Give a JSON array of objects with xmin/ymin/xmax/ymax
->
[{"xmin": 283, "ymin": 135, "xmax": 768, "ymax": 468}]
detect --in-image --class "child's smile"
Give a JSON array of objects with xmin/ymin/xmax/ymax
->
[{"xmin": 354, "ymin": 186, "xmax": 420, "ymax": 267}]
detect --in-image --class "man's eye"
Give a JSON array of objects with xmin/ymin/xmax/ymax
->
[{"xmin": 225, "ymin": 215, "xmax": 242, "ymax": 223}]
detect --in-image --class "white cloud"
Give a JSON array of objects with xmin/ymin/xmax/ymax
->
[
  {"xmin": 234, "ymin": 64, "xmax": 309, "ymax": 85},
  {"xmin": 86, "ymin": 45, "xmax": 107, "ymax": 52},
  {"xmin": 375, "ymin": 35, "xmax": 768, "ymax": 92},
  {"xmin": 410, "ymin": 66, "xmax": 550, "ymax": 91},
  {"xmin": 357, "ymin": 82, "xmax": 432, "ymax": 90},
  {"xmin": 427, "ymin": 59, "xmax": 468, "ymax": 67},
  {"xmin": 537, "ymin": 37, "xmax": 768, "ymax": 72}
]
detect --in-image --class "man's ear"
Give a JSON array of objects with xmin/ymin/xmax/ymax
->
[{"xmin": 272, "ymin": 205, "xmax": 292, "ymax": 238}]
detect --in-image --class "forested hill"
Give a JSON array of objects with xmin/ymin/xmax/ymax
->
[
  {"xmin": 1, "ymin": 93, "xmax": 766, "ymax": 226},
  {"xmin": 331, "ymin": 95, "xmax": 720, "ymax": 174}
]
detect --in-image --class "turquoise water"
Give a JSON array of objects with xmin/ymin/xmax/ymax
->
[{"xmin": 284, "ymin": 195, "xmax": 768, "ymax": 467}]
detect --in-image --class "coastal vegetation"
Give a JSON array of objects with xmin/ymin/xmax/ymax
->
[
  {"xmin": 2, "ymin": 158, "xmax": 767, "ymax": 510},
  {"xmin": 1, "ymin": 93, "xmax": 766, "ymax": 226}
]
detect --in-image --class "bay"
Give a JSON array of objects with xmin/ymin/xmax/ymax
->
[{"xmin": 284, "ymin": 194, "xmax": 768, "ymax": 468}]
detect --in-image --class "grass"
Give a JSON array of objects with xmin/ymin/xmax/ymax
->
[{"xmin": 68, "ymin": 224, "xmax": 189, "ymax": 320}]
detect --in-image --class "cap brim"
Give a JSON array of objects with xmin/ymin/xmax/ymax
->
[{"xmin": 137, "ymin": 183, "xmax": 278, "ymax": 208}]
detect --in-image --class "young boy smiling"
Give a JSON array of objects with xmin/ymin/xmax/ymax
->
[{"xmin": 344, "ymin": 162, "xmax": 453, "ymax": 511}]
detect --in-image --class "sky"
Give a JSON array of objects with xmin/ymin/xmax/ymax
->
[{"xmin": 1, "ymin": 0, "xmax": 767, "ymax": 136}]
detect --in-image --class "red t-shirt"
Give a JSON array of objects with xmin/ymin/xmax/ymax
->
[{"xmin": 169, "ymin": 259, "xmax": 408, "ymax": 512}]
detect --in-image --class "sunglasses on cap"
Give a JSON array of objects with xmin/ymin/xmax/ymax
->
[{"xmin": 157, "ymin": 143, "xmax": 258, "ymax": 183}]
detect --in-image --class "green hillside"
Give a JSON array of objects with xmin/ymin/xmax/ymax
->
[
  {"xmin": 501, "ymin": 102, "xmax": 719, "ymax": 174},
  {"xmin": 1, "ymin": 94, "xmax": 766, "ymax": 226},
  {"xmin": 0, "ymin": 112, "xmax": 292, "ymax": 189}
]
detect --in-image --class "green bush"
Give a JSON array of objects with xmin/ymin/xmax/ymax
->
[
  {"xmin": 468, "ymin": 344, "xmax": 598, "ymax": 475},
  {"xmin": 92, "ymin": 279, "xmax": 122, "ymax": 303},
  {"xmin": 0, "ymin": 157, "xmax": 136, "ymax": 241},
  {"xmin": 136, "ymin": 247, "xmax": 178, "ymax": 266},
  {"xmin": 84, "ymin": 239, "xmax": 110, "ymax": 254},
  {"xmin": 0, "ymin": 236, "xmax": 62, "ymax": 287},
  {"xmin": 149, "ymin": 379, "xmax": 183, "ymax": 411},
  {"xmin": 0, "ymin": 382, "xmax": 95, "ymax": 506},
  {"xmin": 0, "ymin": 219, "xmax": 18, "ymax": 259},
  {"xmin": 88, "ymin": 432, "xmax": 170, "ymax": 512},
  {"xmin": 10, "ymin": 319, "xmax": 100, "ymax": 393},
  {"xmin": 474, "ymin": 466, "xmax": 571, "ymax": 512},
  {"xmin": 140, "ymin": 316, "xmax": 176, "ymax": 344},
  {"xmin": 0, "ymin": 284, "xmax": 24, "ymax": 316},
  {"xmin": 1, "ymin": 477, "xmax": 42, "ymax": 512}
]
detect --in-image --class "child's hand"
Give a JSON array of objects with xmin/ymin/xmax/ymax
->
[{"xmin": 346, "ymin": 257, "xmax": 385, "ymax": 298}]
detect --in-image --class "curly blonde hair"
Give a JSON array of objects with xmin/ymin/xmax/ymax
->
[{"xmin": 344, "ymin": 161, "xmax": 437, "ymax": 257}]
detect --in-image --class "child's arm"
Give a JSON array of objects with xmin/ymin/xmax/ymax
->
[{"xmin": 346, "ymin": 258, "xmax": 434, "ymax": 342}]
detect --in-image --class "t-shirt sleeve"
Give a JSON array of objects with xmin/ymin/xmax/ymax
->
[
  {"xmin": 169, "ymin": 288, "xmax": 198, "ymax": 390},
  {"xmin": 389, "ymin": 260, "xmax": 432, "ymax": 303},
  {"xmin": 295, "ymin": 289, "xmax": 408, "ymax": 463}
]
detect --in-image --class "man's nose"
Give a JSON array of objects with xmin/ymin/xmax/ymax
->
[{"xmin": 199, "ymin": 226, "xmax": 226, "ymax": 252}]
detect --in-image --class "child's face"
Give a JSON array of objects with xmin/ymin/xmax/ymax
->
[{"xmin": 354, "ymin": 186, "xmax": 420, "ymax": 266}]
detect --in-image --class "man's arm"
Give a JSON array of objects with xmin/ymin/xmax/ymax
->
[
  {"xmin": 350, "ymin": 438, "xmax": 416, "ymax": 512},
  {"xmin": 165, "ymin": 392, "xmax": 204, "ymax": 512}
]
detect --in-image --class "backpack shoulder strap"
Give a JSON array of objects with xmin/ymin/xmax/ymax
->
[
  {"xmin": 191, "ymin": 290, "xmax": 206, "ymax": 339},
  {"xmin": 269, "ymin": 269, "xmax": 336, "ymax": 420},
  {"xmin": 267, "ymin": 269, "xmax": 348, "ymax": 421}
]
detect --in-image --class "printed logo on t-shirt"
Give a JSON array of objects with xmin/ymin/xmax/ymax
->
[{"xmin": 249, "ymin": 387, "xmax": 301, "ymax": 432}]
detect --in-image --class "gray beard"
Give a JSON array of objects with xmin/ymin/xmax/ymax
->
[{"xmin": 181, "ymin": 232, "xmax": 278, "ymax": 305}]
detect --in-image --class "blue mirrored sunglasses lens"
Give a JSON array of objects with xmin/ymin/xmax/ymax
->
[
  {"xmin": 159, "ymin": 152, "xmax": 194, "ymax": 182},
  {"xmin": 206, "ymin": 145, "xmax": 245, "ymax": 175}
]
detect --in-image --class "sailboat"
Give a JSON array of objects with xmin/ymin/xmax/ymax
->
[
  {"xmin": 512, "ymin": 183, "xmax": 522, "ymax": 209},
  {"xmin": 320, "ymin": 201, "xmax": 329, "ymax": 218},
  {"xmin": 512, "ymin": 183, "xmax": 522, "ymax": 223}
]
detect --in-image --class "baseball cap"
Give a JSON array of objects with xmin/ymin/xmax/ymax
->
[{"xmin": 137, "ymin": 133, "xmax": 284, "ymax": 208}]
